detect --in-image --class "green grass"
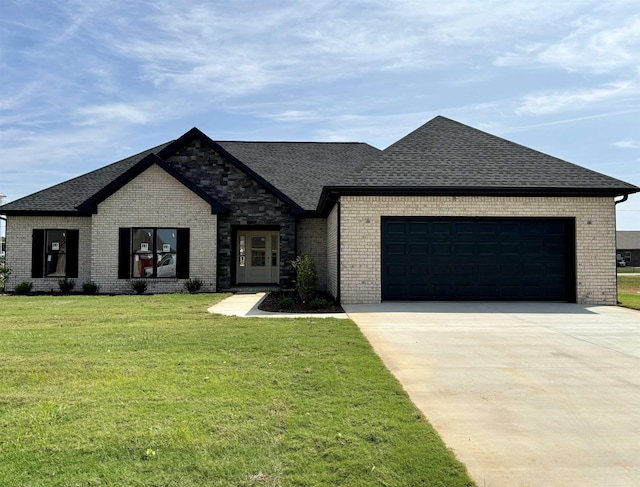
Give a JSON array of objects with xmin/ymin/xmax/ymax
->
[
  {"xmin": 0, "ymin": 294, "xmax": 473, "ymax": 487},
  {"xmin": 619, "ymin": 293, "xmax": 640, "ymax": 310},
  {"xmin": 617, "ymin": 266, "xmax": 640, "ymax": 273},
  {"xmin": 618, "ymin": 275, "xmax": 640, "ymax": 310}
]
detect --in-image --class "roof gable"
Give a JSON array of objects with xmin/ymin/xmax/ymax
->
[
  {"xmin": 76, "ymin": 154, "xmax": 227, "ymax": 214},
  {"xmin": 340, "ymin": 116, "xmax": 639, "ymax": 193},
  {"xmin": 158, "ymin": 128, "xmax": 305, "ymax": 214}
]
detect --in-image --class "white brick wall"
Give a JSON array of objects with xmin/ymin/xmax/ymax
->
[
  {"xmin": 339, "ymin": 195, "xmax": 617, "ymax": 305},
  {"xmin": 5, "ymin": 216, "xmax": 92, "ymax": 292},
  {"xmin": 92, "ymin": 164, "xmax": 218, "ymax": 293},
  {"xmin": 296, "ymin": 218, "xmax": 327, "ymax": 291}
]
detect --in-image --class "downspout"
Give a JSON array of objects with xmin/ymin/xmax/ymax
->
[{"xmin": 613, "ymin": 194, "xmax": 628, "ymax": 304}]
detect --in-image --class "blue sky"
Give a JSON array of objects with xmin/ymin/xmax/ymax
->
[{"xmin": 1, "ymin": 0, "xmax": 639, "ymax": 229}]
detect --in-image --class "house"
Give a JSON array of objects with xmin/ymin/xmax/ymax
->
[
  {"xmin": 617, "ymin": 231, "xmax": 640, "ymax": 267},
  {"xmin": 2, "ymin": 116, "xmax": 638, "ymax": 304}
]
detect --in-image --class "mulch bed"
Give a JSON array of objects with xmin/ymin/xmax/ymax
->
[{"xmin": 258, "ymin": 290, "xmax": 344, "ymax": 313}]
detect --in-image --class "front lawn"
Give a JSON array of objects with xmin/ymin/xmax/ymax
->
[
  {"xmin": 0, "ymin": 294, "xmax": 473, "ymax": 486},
  {"xmin": 618, "ymin": 274, "xmax": 640, "ymax": 310}
]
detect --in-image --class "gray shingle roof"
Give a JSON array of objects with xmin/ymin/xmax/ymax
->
[
  {"xmin": 216, "ymin": 141, "xmax": 380, "ymax": 210},
  {"xmin": 616, "ymin": 231, "xmax": 640, "ymax": 249},
  {"xmin": 1, "ymin": 116, "xmax": 637, "ymax": 215},
  {"xmin": 1, "ymin": 143, "xmax": 172, "ymax": 214},
  {"xmin": 342, "ymin": 116, "xmax": 638, "ymax": 191}
]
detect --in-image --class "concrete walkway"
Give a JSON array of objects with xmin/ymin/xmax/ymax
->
[
  {"xmin": 207, "ymin": 292, "xmax": 348, "ymax": 319},
  {"xmin": 343, "ymin": 302, "xmax": 640, "ymax": 487}
]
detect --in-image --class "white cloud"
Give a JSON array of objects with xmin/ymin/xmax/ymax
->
[
  {"xmin": 74, "ymin": 103, "xmax": 153, "ymax": 126},
  {"xmin": 516, "ymin": 81, "xmax": 638, "ymax": 115},
  {"xmin": 613, "ymin": 140, "xmax": 640, "ymax": 149},
  {"xmin": 495, "ymin": 12, "xmax": 640, "ymax": 73}
]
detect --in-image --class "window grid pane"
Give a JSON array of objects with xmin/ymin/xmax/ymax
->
[{"xmin": 131, "ymin": 228, "xmax": 178, "ymax": 278}]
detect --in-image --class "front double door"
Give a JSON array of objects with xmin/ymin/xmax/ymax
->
[{"xmin": 236, "ymin": 230, "xmax": 280, "ymax": 284}]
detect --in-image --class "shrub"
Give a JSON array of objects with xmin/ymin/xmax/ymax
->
[
  {"xmin": 278, "ymin": 296, "xmax": 294, "ymax": 310},
  {"xmin": 13, "ymin": 282, "xmax": 33, "ymax": 294},
  {"xmin": 309, "ymin": 296, "xmax": 333, "ymax": 310},
  {"xmin": 82, "ymin": 281, "xmax": 100, "ymax": 295},
  {"xmin": 291, "ymin": 254, "xmax": 318, "ymax": 303},
  {"xmin": 131, "ymin": 280, "xmax": 148, "ymax": 295},
  {"xmin": 0, "ymin": 265, "xmax": 11, "ymax": 292},
  {"xmin": 184, "ymin": 278, "xmax": 203, "ymax": 294},
  {"xmin": 58, "ymin": 278, "xmax": 76, "ymax": 294}
]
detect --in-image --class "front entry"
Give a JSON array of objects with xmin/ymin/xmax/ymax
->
[{"xmin": 236, "ymin": 230, "xmax": 280, "ymax": 284}]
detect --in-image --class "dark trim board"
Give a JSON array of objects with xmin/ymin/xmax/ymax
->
[{"xmin": 381, "ymin": 216, "xmax": 576, "ymax": 302}]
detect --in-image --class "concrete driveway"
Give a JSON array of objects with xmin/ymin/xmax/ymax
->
[{"xmin": 343, "ymin": 302, "xmax": 640, "ymax": 487}]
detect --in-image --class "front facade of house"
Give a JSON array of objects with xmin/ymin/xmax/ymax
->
[{"xmin": 2, "ymin": 117, "xmax": 638, "ymax": 304}]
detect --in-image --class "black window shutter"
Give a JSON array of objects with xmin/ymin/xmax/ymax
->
[
  {"xmin": 31, "ymin": 229, "xmax": 45, "ymax": 278},
  {"xmin": 118, "ymin": 228, "xmax": 131, "ymax": 279},
  {"xmin": 66, "ymin": 230, "xmax": 79, "ymax": 278},
  {"xmin": 176, "ymin": 228, "xmax": 190, "ymax": 279}
]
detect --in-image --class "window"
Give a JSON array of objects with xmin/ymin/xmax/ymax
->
[
  {"xmin": 46, "ymin": 230, "xmax": 67, "ymax": 276},
  {"xmin": 31, "ymin": 229, "xmax": 79, "ymax": 278},
  {"xmin": 118, "ymin": 228, "xmax": 189, "ymax": 279},
  {"xmin": 251, "ymin": 236, "xmax": 266, "ymax": 267}
]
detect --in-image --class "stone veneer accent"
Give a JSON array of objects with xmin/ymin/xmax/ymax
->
[
  {"xmin": 296, "ymin": 218, "xmax": 327, "ymax": 291},
  {"xmin": 92, "ymin": 164, "xmax": 217, "ymax": 293},
  {"xmin": 326, "ymin": 205, "xmax": 339, "ymax": 298},
  {"xmin": 339, "ymin": 195, "xmax": 617, "ymax": 305},
  {"xmin": 6, "ymin": 216, "xmax": 92, "ymax": 292},
  {"xmin": 166, "ymin": 139, "xmax": 296, "ymax": 289}
]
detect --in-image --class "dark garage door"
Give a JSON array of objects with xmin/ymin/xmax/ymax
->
[{"xmin": 382, "ymin": 217, "xmax": 575, "ymax": 301}]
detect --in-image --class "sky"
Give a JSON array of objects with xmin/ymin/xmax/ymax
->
[{"xmin": 1, "ymin": 0, "xmax": 639, "ymax": 229}]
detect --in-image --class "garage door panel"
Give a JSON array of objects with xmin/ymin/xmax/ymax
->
[
  {"xmin": 454, "ymin": 222, "xmax": 474, "ymax": 235},
  {"xmin": 408, "ymin": 222, "xmax": 429, "ymax": 235},
  {"xmin": 477, "ymin": 285, "xmax": 498, "ymax": 298},
  {"xmin": 500, "ymin": 242, "xmax": 520, "ymax": 255},
  {"xmin": 432, "ymin": 243, "xmax": 451, "ymax": 255},
  {"xmin": 385, "ymin": 243, "xmax": 406, "ymax": 255},
  {"xmin": 478, "ymin": 264, "xmax": 499, "ymax": 276},
  {"xmin": 432, "ymin": 284, "xmax": 454, "ymax": 297},
  {"xmin": 385, "ymin": 264, "xmax": 406, "ymax": 277},
  {"xmin": 478, "ymin": 243, "xmax": 498, "ymax": 255},
  {"xmin": 409, "ymin": 243, "xmax": 429, "ymax": 255},
  {"xmin": 382, "ymin": 217, "xmax": 574, "ymax": 301},
  {"xmin": 433, "ymin": 222, "xmax": 452, "ymax": 235},
  {"xmin": 478, "ymin": 222, "xmax": 497, "ymax": 235},
  {"xmin": 454, "ymin": 242, "xmax": 474, "ymax": 256},
  {"xmin": 386, "ymin": 222, "xmax": 406, "ymax": 234}
]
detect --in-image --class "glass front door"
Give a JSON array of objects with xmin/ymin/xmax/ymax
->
[{"xmin": 236, "ymin": 230, "xmax": 279, "ymax": 284}]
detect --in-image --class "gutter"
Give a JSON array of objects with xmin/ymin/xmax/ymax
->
[{"xmin": 614, "ymin": 194, "xmax": 628, "ymax": 205}]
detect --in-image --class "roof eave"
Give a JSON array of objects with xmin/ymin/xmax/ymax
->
[
  {"xmin": 317, "ymin": 185, "xmax": 640, "ymax": 216},
  {"xmin": 1, "ymin": 209, "xmax": 92, "ymax": 217}
]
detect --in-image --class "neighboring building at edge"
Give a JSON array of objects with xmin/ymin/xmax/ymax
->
[{"xmin": 617, "ymin": 231, "xmax": 640, "ymax": 267}]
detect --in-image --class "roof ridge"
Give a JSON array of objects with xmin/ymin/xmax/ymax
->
[{"xmin": 217, "ymin": 140, "xmax": 372, "ymax": 145}]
